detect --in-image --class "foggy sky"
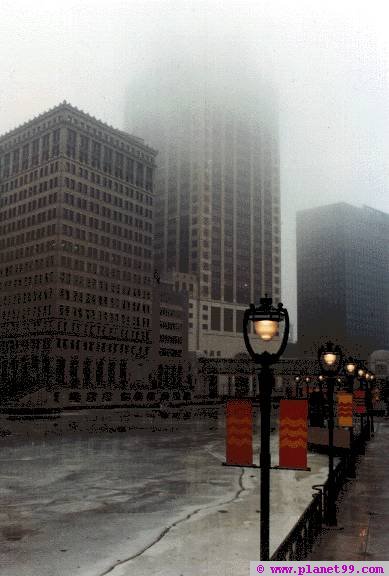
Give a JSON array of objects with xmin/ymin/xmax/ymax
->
[{"xmin": 1, "ymin": 0, "xmax": 389, "ymax": 333}]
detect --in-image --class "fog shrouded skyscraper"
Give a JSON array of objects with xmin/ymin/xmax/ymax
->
[{"xmin": 127, "ymin": 61, "xmax": 281, "ymax": 358}]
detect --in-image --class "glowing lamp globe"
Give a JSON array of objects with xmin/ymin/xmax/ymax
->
[
  {"xmin": 254, "ymin": 319, "xmax": 278, "ymax": 342},
  {"xmin": 323, "ymin": 352, "xmax": 337, "ymax": 366},
  {"xmin": 318, "ymin": 342, "xmax": 343, "ymax": 377},
  {"xmin": 242, "ymin": 296, "xmax": 289, "ymax": 366}
]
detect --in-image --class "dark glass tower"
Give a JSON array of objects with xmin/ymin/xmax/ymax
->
[{"xmin": 297, "ymin": 203, "xmax": 389, "ymax": 356}]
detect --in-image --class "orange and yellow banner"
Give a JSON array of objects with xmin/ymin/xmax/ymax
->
[
  {"xmin": 226, "ymin": 400, "xmax": 253, "ymax": 466},
  {"xmin": 337, "ymin": 393, "xmax": 353, "ymax": 427},
  {"xmin": 353, "ymin": 390, "xmax": 366, "ymax": 415},
  {"xmin": 279, "ymin": 400, "xmax": 308, "ymax": 470}
]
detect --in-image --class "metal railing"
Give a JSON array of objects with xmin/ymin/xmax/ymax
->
[
  {"xmin": 270, "ymin": 491, "xmax": 322, "ymax": 560},
  {"xmin": 271, "ymin": 419, "xmax": 371, "ymax": 560}
]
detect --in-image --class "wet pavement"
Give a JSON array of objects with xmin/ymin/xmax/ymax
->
[
  {"xmin": 0, "ymin": 410, "xmax": 329, "ymax": 575},
  {"xmin": 309, "ymin": 420, "xmax": 389, "ymax": 560}
]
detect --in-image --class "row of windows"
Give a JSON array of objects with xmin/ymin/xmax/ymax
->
[
  {"xmin": 0, "ymin": 208, "xmax": 57, "ymax": 235},
  {"xmin": 0, "ymin": 184, "xmax": 58, "ymax": 213},
  {"xmin": 0, "ymin": 162, "xmax": 59, "ymax": 196},
  {"xmin": 57, "ymin": 304, "xmax": 150, "ymax": 329},
  {"xmin": 0, "ymin": 256, "xmax": 55, "ymax": 277},
  {"xmin": 65, "ymin": 162, "xmax": 153, "ymax": 205},
  {"xmin": 160, "ymin": 334, "xmax": 183, "ymax": 345},
  {"xmin": 63, "ymin": 189, "xmax": 152, "ymax": 219},
  {"xmin": 55, "ymin": 338, "xmax": 148, "ymax": 357},
  {"xmin": 58, "ymin": 288, "xmax": 150, "ymax": 314},
  {"xmin": 60, "ymin": 239, "xmax": 149, "ymax": 266},
  {"xmin": 62, "ymin": 207, "xmax": 152, "ymax": 234},
  {"xmin": 62, "ymin": 224, "xmax": 152, "ymax": 247},
  {"xmin": 0, "ymin": 130, "xmax": 60, "ymax": 178},
  {"xmin": 61, "ymin": 225, "xmax": 151, "ymax": 257},
  {"xmin": 160, "ymin": 320, "xmax": 183, "ymax": 331},
  {"xmin": 1, "ymin": 305, "xmax": 55, "ymax": 321},
  {"xmin": 58, "ymin": 272, "xmax": 151, "ymax": 300},
  {"xmin": 62, "ymin": 195, "xmax": 152, "ymax": 225},
  {"xmin": 66, "ymin": 128, "xmax": 153, "ymax": 190},
  {"xmin": 0, "ymin": 224, "xmax": 56, "ymax": 250},
  {"xmin": 0, "ymin": 269, "xmax": 153, "ymax": 308},
  {"xmin": 2, "ymin": 241, "xmax": 53, "ymax": 262},
  {"xmin": 59, "ymin": 255, "xmax": 152, "ymax": 285},
  {"xmin": 1, "ymin": 288, "xmax": 53, "ymax": 306}
]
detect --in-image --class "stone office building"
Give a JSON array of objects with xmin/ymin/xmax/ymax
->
[{"xmin": 0, "ymin": 102, "xmax": 157, "ymax": 405}]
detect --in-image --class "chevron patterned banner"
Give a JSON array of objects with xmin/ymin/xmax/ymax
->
[
  {"xmin": 353, "ymin": 389, "xmax": 366, "ymax": 414},
  {"xmin": 226, "ymin": 400, "xmax": 253, "ymax": 466},
  {"xmin": 279, "ymin": 399, "xmax": 308, "ymax": 469},
  {"xmin": 337, "ymin": 392, "xmax": 353, "ymax": 427}
]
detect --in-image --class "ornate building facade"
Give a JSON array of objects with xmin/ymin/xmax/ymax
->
[{"xmin": 0, "ymin": 102, "xmax": 157, "ymax": 404}]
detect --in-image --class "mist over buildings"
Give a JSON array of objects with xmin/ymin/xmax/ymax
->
[{"xmin": 1, "ymin": 0, "xmax": 389, "ymax": 328}]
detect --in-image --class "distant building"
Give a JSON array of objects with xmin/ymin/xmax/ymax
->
[
  {"xmin": 369, "ymin": 350, "xmax": 389, "ymax": 381},
  {"xmin": 0, "ymin": 102, "xmax": 157, "ymax": 404},
  {"xmin": 297, "ymin": 203, "xmax": 389, "ymax": 356}
]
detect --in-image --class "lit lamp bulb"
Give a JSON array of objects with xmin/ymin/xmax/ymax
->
[
  {"xmin": 253, "ymin": 319, "xmax": 278, "ymax": 341},
  {"xmin": 323, "ymin": 352, "xmax": 337, "ymax": 366},
  {"xmin": 358, "ymin": 369, "xmax": 365, "ymax": 378}
]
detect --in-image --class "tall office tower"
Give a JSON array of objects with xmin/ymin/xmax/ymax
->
[
  {"xmin": 297, "ymin": 203, "xmax": 389, "ymax": 356},
  {"xmin": 127, "ymin": 84, "xmax": 281, "ymax": 359},
  {"xmin": 0, "ymin": 102, "xmax": 156, "ymax": 403}
]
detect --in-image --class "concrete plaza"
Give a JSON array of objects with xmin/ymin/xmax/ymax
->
[{"xmin": 0, "ymin": 409, "xmax": 329, "ymax": 576}]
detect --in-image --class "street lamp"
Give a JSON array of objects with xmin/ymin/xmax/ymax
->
[
  {"xmin": 295, "ymin": 376, "xmax": 301, "ymax": 398},
  {"xmin": 295, "ymin": 375, "xmax": 311, "ymax": 398},
  {"xmin": 318, "ymin": 341, "xmax": 343, "ymax": 526},
  {"xmin": 343, "ymin": 357, "xmax": 358, "ymax": 478},
  {"xmin": 243, "ymin": 296, "xmax": 289, "ymax": 561},
  {"xmin": 305, "ymin": 376, "xmax": 311, "ymax": 399},
  {"xmin": 345, "ymin": 357, "xmax": 357, "ymax": 393},
  {"xmin": 356, "ymin": 364, "xmax": 370, "ymax": 440},
  {"xmin": 365, "ymin": 370, "xmax": 375, "ymax": 437}
]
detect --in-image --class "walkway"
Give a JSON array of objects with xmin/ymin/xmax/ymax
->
[{"xmin": 309, "ymin": 419, "xmax": 389, "ymax": 560}]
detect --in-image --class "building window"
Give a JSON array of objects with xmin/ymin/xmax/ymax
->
[
  {"xmin": 236, "ymin": 310, "xmax": 244, "ymax": 334},
  {"xmin": 211, "ymin": 307, "xmax": 220, "ymax": 331},
  {"xmin": 66, "ymin": 129, "xmax": 77, "ymax": 158},
  {"xmin": 224, "ymin": 308, "xmax": 233, "ymax": 332}
]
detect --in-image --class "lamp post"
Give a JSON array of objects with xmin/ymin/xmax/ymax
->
[
  {"xmin": 295, "ymin": 376, "xmax": 301, "ymax": 398},
  {"xmin": 357, "ymin": 366, "xmax": 369, "ymax": 440},
  {"xmin": 344, "ymin": 356, "xmax": 357, "ymax": 478},
  {"xmin": 345, "ymin": 358, "xmax": 357, "ymax": 393},
  {"xmin": 365, "ymin": 371, "xmax": 375, "ymax": 437},
  {"xmin": 318, "ymin": 341, "xmax": 343, "ymax": 526},
  {"xmin": 243, "ymin": 296, "xmax": 289, "ymax": 561},
  {"xmin": 305, "ymin": 376, "xmax": 311, "ymax": 399},
  {"xmin": 295, "ymin": 375, "xmax": 311, "ymax": 398},
  {"xmin": 343, "ymin": 357, "xmax": 358, "ymax": 478}
]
